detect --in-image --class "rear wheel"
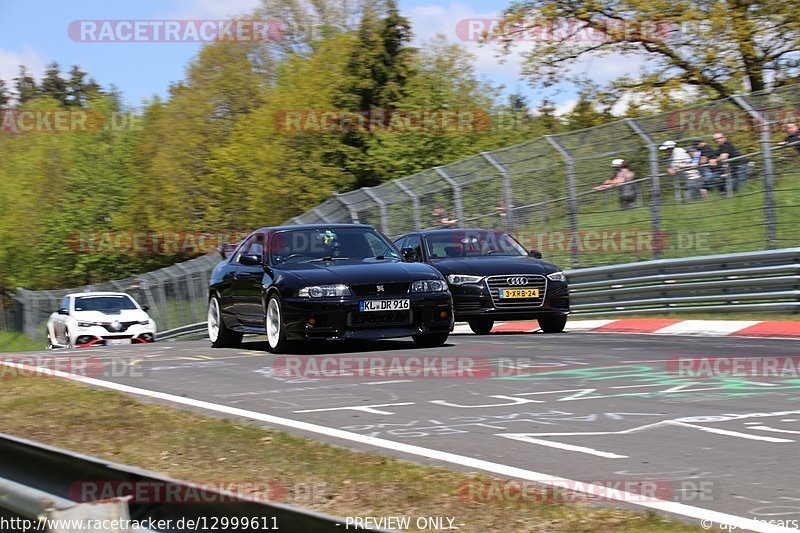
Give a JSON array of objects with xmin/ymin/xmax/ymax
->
[
  {"xmin": 208, "ymin": 295, "xmax": 243, "ymax": 348},
  {"xmin": 468, "ymin": 319, "xmax": 494, "ymax": 335},
  {"xmin": 412, "ymin": 332, "xmax": 449, "ymax": 348},
  {"xmin": 265, "ymin": 294, "xmax": 290, "ymax": 354},
  {"xmin": 46, "ymin": 334, "xmax": 54, "ymax": 350},
  {"xmin": 538, "ymin": 315, "xmax": 567, "ymax": 333}
]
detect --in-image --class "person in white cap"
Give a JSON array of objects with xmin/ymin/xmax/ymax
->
[{"xmin": 660, "ymin": 140, "xmax": 705, "ymax": 200}]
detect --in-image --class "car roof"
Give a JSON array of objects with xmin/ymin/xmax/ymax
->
[
  {"xmin": 65, "ymin": 292, "xmax": 134, "ymax": 298},
  {"xmin": 253, "ymin": 223, "xmax": 376, "ymax": 233},
  {"xmin": 415, "ymin": 228, "xmax": 508, "ymax": 236}
]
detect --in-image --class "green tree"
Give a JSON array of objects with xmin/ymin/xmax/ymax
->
[
  {"xmin": 498, "ymin": 0, "xmax": 800, "ymax": 99},
  {"xmin": 41, "ymin": 62, "xmax": 68, "ymax": 105},
  {"xmin": 14, "ymin": 66, "xmax": 38, "ymax": 104},
  {"xmin": 66, "ymin": 65, "xmax": 89, "ymax": 107},
  {"xmin": 0, "ymin": 78, "xmax": 8, "ymax": 107}
]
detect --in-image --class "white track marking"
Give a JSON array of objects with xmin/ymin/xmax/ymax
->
[
  {"xmin": 498, "ymin": 434, "xmax": 628, "ymax": 458},
  {"xmin": 2, "ymin": 360, "xmax": 797, "ymax": 533}
]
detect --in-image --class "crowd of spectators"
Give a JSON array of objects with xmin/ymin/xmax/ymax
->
[{"xmin": 593, "ymin": 123, "xmax": 799, "ymax": 204}]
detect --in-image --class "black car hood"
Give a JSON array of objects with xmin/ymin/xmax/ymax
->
[
  {"xmin": 430, "ymin": 256, "xmax": 560, "ymax": 276},
  {"xmin": 280, "ymin": 260, "xmax": 442, "ymax": 286}
]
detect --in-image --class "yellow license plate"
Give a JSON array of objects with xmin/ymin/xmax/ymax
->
[{"xmin": 500, "ymin": 288, "xmax": 539, "ymax": 299}]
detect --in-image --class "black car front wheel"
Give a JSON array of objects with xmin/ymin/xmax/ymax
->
[
  {"xmin": 412, "ymin": 332, "xmax": 449, "ymax": 347},
  {"xmin": 538, "ymin": 315, "xmax": 567, "ymax": 333},
  {"xmin": 208, "ymin": 295, "xmax": 243, "ymax": 348},
  {"xmin": 265, "ymin": 293, "xmax": 290, "ymax": 353},
  {"xmin": 468, "ymin": 319, "xmax": 494, "ymax": 335}
]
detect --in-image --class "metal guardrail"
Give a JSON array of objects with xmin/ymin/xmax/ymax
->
[
  {"xmin": 153, "ymin": 249, "xmax": 800, "ymax": 340},
  {"xmin": 567, "ymin": 247, "xmax": 800, "ymax": 316},
  {"xmin": 0, "ymin": 433, "xmax": 378, "ymax": 533}
]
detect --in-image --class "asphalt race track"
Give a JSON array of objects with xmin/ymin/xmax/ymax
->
[{"xmin": 13, "ymin": 332, "xmax": 800, "ymax": 531}]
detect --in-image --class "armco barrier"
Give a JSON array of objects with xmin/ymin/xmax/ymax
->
[
  {"xmin": 567, "ymin": 247, "xmax": 800, "ymax": 315},
  {"xmin": 0, "ymin": 432, "xmax": 380, "ymax": 533}
]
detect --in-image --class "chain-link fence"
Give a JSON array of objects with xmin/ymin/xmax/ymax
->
[
  {"xmin": 7, "ymin": 84, "xmax": 800, "ymax": 337},
  {"xmin": 11, "ymin": 254, "xmax": 219, "ymax": 339},
  {"xmin": 289, "ymin": 84, "xmax": 800, "ymax": 270}
]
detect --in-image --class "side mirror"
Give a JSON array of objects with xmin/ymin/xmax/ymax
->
[
  {"xmin": 238, "ymin": 254, "xmax": 263, "ymax": 266},
  {"xmin": 401, "ymin": 247, "xmax": 418, "ymax": 262},
  {"xmin": 141, "ymin": 305, "xmax": 150, "ymax": 312},
  {"xmin": 57, "ymin": 308, "xmax": 69, "ymax": 315},
  {"xmin": 529, "ymin": 250, "xmax": 543, "ymax": 259}
]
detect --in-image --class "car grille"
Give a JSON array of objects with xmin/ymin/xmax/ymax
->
[
  {"xmin": 101, "ymin": 321, "xmax": 139, "ymax": 333},
  {"xmin": 486, "ymin": 274, "xmax": 547, "ymax": 308},
  {"xmin": 351, "ymin": 283, "xmax": 410, "ymax": 296},
  {"xmin": 349, "ymin": 310, "xmax": 412, "ymax": 328},
  {"xmin": 454, "ymin": 301, "xmax": 482, "ymax": 312}
]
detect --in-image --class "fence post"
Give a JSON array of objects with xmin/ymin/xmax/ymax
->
[
  {"xmin": 312, "ymin": 207, "xmax": 334, "ymax": 223},
  {"xmin": 362, "ymin": 188, "xmax": 389, "ymax": 234},
  {"xmin": 435, "ymin": 167, "xmax": 464, "ymax": 228},
  {"xmin": 332, "ymin": 195, "xmax": 358, "ymax": 223},
  {"xmin": 731, "ymin": 94, "xmax": 778, "ymax": 249},
  {"xmin": 481, "ymin": 151, "xmax": 515, "ymax": 231},
  {"xmin": 625, "ymin": 118, "xmax": 663, "ymax": 260},
  {"xmin": 396, "ymin": 180, "xmax": 421, "ymax": 231},
  {"xmin": 544, "ymin": 135, "xmax": 579, "ymax": 267}
]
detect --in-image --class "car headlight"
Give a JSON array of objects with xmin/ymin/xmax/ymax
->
[
  {"xmin": 409, "ymin": 280, "xmax": 448, "ymax": 293},
  {"xmin": 77, "ymin": 321, "xmax": 102, "ymax": 327},
  {"xmin": 547, "ymin": 272, "xmax": 566, "ymax": 282},
  {"xmin": 447, "ymin": 274, "xmax": 483, "ymax": 285},
  {"xmin": 138, "ymin": 320, "xmax": 150, "ymax": 325},
  {"xmin": 297, "ymin": 284, "xmax": 351, "ymax": 298}
]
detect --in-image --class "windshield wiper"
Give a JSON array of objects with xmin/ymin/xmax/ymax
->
[{"xmin": 305, "ymin": 256, "xmax": 350, "ymax": 262}]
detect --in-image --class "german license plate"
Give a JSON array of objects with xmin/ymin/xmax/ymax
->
[
  {"xmin": 500, "ymin": 288, "xmax": 539, "ymax": 299},
  {"xmin": 106, "ymin": 339, "xmax": 132, "ymax": 346},
  {"xmin": 359, "ymin": 299, "xmax": 411, "ymax": 312}
]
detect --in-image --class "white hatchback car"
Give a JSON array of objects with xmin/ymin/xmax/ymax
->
[{"xmin": 46, "ymin": 292, "xmax": 157, "ymax": 349}]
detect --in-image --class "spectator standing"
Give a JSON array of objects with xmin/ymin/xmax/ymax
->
[
  {"xmin": 593, "ymin": 159, "xmax": 636, "ymax": 208},
  {"xmin": 659, "ymin": 140, "xmax": 704, "ymax": 201},
  {"xmin": 709, "ymin": 132, "xmax": 747, "ymax": 192},
  {"xmin": 778, "ymin": 123, "xmax": 800, "ymax": 155}
]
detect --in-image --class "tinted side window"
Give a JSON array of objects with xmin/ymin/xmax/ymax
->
[
  {"xmin": 59, "ymin": 297, "xmax": 69, "ymax": 311},
  {"xmin": 393, "ymin": 237, "xmax": 406, "ymax": 250},
  {"xmin": 237, "ymin": 234, "xmax": 265, "ymax": 263},
  {"xmin": 405, "ymin": 235, "xmax": 422, "ymax": 259}
]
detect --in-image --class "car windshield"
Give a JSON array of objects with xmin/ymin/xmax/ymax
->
[
  {"xmin": 425, "ymin": 230, "xmax": 528, "ymax": 258},
  {"xmin": 271, "ymin": 228, "xmax": 400, "ymax": 265},
  {"xmin": 74, "ymin": 295, "xmax": 138, "ymax": 312}
]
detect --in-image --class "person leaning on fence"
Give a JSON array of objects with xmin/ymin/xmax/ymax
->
[
  {"xmin": 778, "ymin": 123, "xmax": 800, "ymax": 155},
  {"xmin": 709, "ymin": 132, "xmax": 748, "ymax": 192},
  {"xmin": 593, "ymin": 159, "xmax": 636, "ymax": 208},
  {"xmin": 659, "ymin": 140, "xmax": 705, "ymax": 201},
  {"xmin": 431, "ymin": 206, "xmax": 457, "ymax": 228}
]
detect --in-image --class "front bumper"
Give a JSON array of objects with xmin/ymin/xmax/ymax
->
[
  {"xmin": 73, "ymin": 325, "xmax": 157, "ymax": 347},
  {"xmin": 281, "ymin": 292, "xmax": 454, "ymax": 341},
  {"xmin": 450, "ymin": 279, "xmax": 569, "ymax": 321}
]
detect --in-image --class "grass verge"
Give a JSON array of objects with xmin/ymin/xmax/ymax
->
[
  {"xmin": 0, "ymin": 331, "xmax": 42, "ymax": 353},
  {"xmin": 0, "ymin": 373, "xmax": 703, "ymax": 532}
]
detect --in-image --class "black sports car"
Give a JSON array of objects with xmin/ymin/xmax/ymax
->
[
  {"xmin": 208, "ymin": 224, "xmax": 453, "ymax": 352},
  {"xmin": 392, "ymin": 229, "xmax": 569, "ymax": 334}
]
